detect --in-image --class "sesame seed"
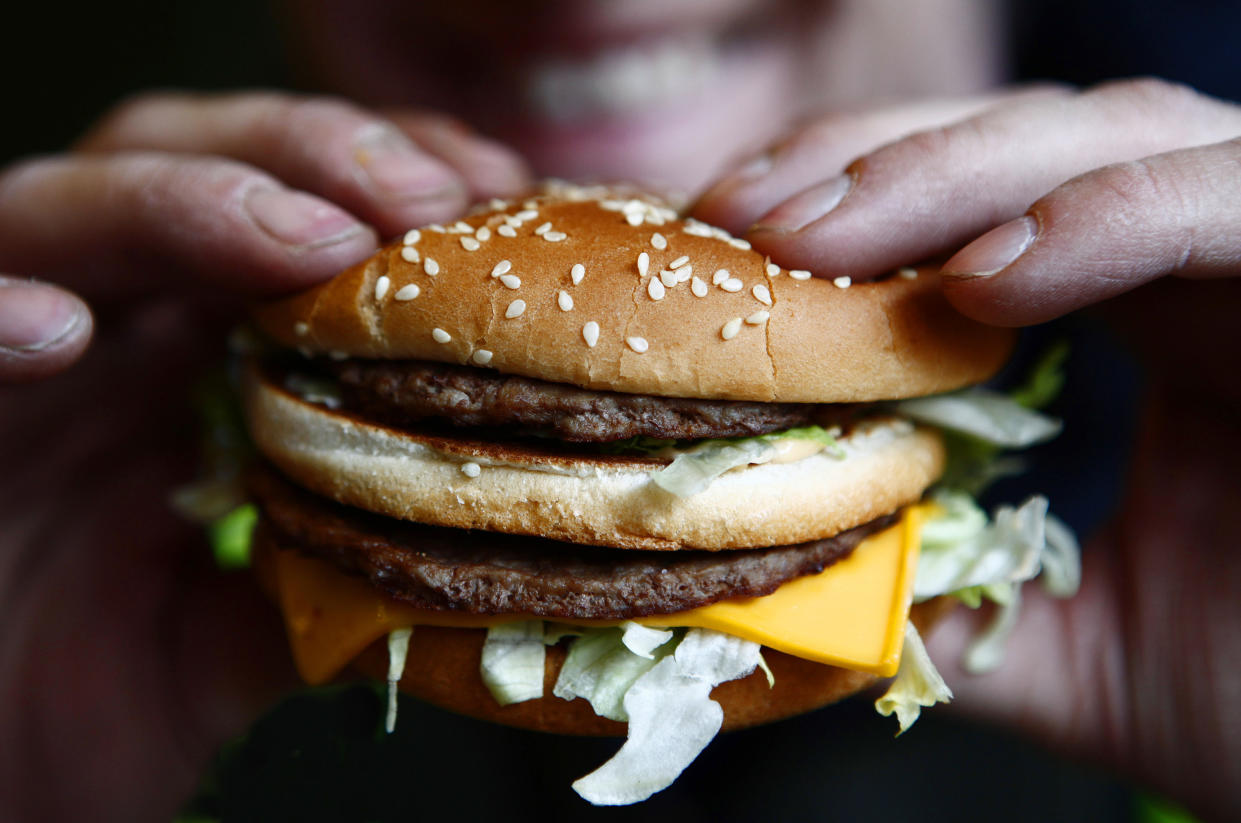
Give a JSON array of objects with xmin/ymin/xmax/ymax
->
[
  {"xmin": 728, "ymin": 238, "xmax": 752, "ymax": 250},
  {"xmin": 673, "ymin": 265, "xmax": 692, "ymax": 283},
  {"xmin": 329, "ymin": 349, "xmax": 349, "ymax": 361},
  {"xmin": 691, "ymin": 277, "xmax": 708, "ymax": 298},
  {"xmin": 583, "ymin": 321, "xmax": 600, "ymax": 348},
  {"xmin": 403, "ymin": 229, "xmax": 421, "ymax": 246},
  {"xmin": 499, "ymin": 274, "xmax": 521, "ymax": 289},
  {"xmin": 472, "ymin": 349, "xmax": 493, "ymax": 365},
  {"xmin": 492, "ymin": 260, "xmax": 512, "ymax": 278},
  {"xmin": 648, "ymin": 278, "xmax": 666, "ymax": 301},
  {"xmin": 669, "ymin": 255, "xmax": 690, "ymax": 269},
  {"xmin": 461, "ymin": 462, "xmax": 481, "ymax": 478},
  {"xmin": 497, "ymin": 224, "xmax": 517, "ymax": 238},
  {"xmin": 534, "ymin": 221, "xmax": 551, "ymax": 235},
  {"xmin": 544, "ymin": 231, "xmax": 567, "ymax": 242},
  {"xmin": 721, "ymin": 318, "xmax": 743, "ymax": 340},
  {"xmin": 427, "ymin": 224, "xmax": 445, "ymax": 233},
  {"xmin": 394, "ymin": 284, "xmax": 420, "ymax": 301},
  {"xmin": 432, "ymin": 328, "xmax": 452, "ymax": 344},
  {"xmin": 683, "ymin": 221, "xmax": 713, "ymax": 237},
  {"xmin": 505, "ymin": 299, "xmax": 526, "ymax": 318},
  {"xmin": 489, "ymin": 198, "xmax": 508, "ymax": 210},
  {"xmin": 460, "ymin": 236, "xmax": 481, "ymax": 251},
  {"xmin": 400, "ymin": 246, "xmax": 420, "ymax": 263},
  {"xmin": 651, "ymin": 233, "xmax": 667, "ymax": 250},
  {"xmin": 659, "ymin": 269, "xmax": 677, "ymax": 288},
  {"xmin": 789, "ymin": 269, "xmax": 811, "ymax": 280},
  {"xmin": 523, "ymin": 199, "xmax": 539, "ymax": 210},
  {"xmin": 425, "ymin": 258, "xmax": 440, "ymax": 276},
  {"xmin": 453, "ymin": 220, "xmax": 473, "ymax": 233},
  {"xmin": 746, "ymin": 310, "xmax": 770, "ymax": 325},
  {"xmin": 752, "ymin": 285, "xmax": 773, "ymax": 306},
  {"xmin": 515, "ymin": 209, "xmax": 538, "ymax": 221},
  {"xmin": 571, "ymin": 263, "xmax": 585, "ymax": 285},
  {"xmin": 712, "ymin": 269, "xmax": 730, "ymax": 286},
  {"xmin": 766, "ymin": 261, "xmax": 780, "ymax": 277},
  {"xmin": 626, "ymin": 336, "xmax": 649, "ymax": 353},
  {"xmin": 833, "ymin": 276, "xmax": 852, "ymax": 289},
  {"xmin": 637, "ymin": 253, "xmax": 650, "ymax": 277},
  {"xmin": 374, "ymin": 276, "xmax": 391, "ymax": 300},
  {"xmin": 720, "ymin": 278, "xmax": 744, "ymax": 293},
  {"xmin": 626, "ymin": 212, "xmax": 644, "ymax": 227},
  {"xmin": 558, "ymin": 290, "xmax": 574, "ymax": 311},
  {"xmin": 294, "ymin": 322, "xmax": 310, "ymax": 336},
  {"xmin": 899, "ymin": 267, "xmax": 919, "ymax": 280},
  {"xmin": 475, "ymin": 226, "xmax": 491, "ymax": 242}
]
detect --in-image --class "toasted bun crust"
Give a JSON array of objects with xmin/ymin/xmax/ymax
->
[
  {"xmin": 250, "ymin": 187, "xmax": 1013, "ymax": 403},
  {"xmin": 351, "ymin": 598, "xmax": 955, "ymax": 735},
  {"xmin": 243, "ymin": 365, "xmax": 946, "ymax": 551}
]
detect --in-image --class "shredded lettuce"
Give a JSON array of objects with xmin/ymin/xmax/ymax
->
[
  {"xmin": 620, "ymin": 621, "xmax": 675, "ymax": 659},
  {"xmin": 207, "ymin": 503, "xmax": 258, "ymax": 569},
  {"xmin": 894, "ymin": 388, "xmax": 1062, "ymax": 449},
  {"xmin": 571, "ymin": 629, "xmax": 762, "ymax": 806},
  {"xmin": 1009, "ymin": 339, "xmax": 1069, "ymax": 410},
  {"xmin": 874, "ymin": 624, "xmax": 953, "ymax": 734},
  {"xmin": 552, "ymin": 626, "xmax": 678, "ymax": 722},
  {"xmin": 912, "ymin": 491, "xmax": 1081, "ymax": 676},
  {"xmin": 384, "ymin": 628, "xmax": 412, "ymax": 733},
  {"xmin": 479, "ymin": 621, "xmax": 546, "ymax": 705},
  {"xmin": 652, "ymin": 425, "xmax": 843, "ymax": 498}
]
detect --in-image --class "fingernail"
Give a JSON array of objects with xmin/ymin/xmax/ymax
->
[
  {"xmin": 0, "ymin": 280, "xmax": 84, "ymax": 352},
  {"xmin": 752, "ymin": 173, "xmax": 852, "ymax": 233},
  {"xmin": 354, "ymin": 126, "xmax": 463, "ymax": 203},
  {"xmin": 246, "ymin": 188, "xmax": 364, "ymax": 249},
  {"xmin": 943, "ymin": 215, "xmax": 1038, "ymax": 278}
]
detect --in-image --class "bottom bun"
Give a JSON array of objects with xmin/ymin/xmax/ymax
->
[{"xmin": 351, "ymin": 598, "xmax": 955, "ymax": 736}]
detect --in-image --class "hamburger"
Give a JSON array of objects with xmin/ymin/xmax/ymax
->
[{"xmin": 233, "ymin": 183, "xmax": 1071, "ymax": 805}]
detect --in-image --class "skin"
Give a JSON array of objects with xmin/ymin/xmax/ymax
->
[{"xmin": 1, "ymin": 1, "xmax": 1239, "ymax": 819}]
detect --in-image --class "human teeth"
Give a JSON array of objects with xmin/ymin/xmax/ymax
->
[{"xmin": 527, "ymin": 37, "xmax": 721, "ymax": 121}]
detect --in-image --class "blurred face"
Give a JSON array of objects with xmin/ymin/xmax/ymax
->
[{"xmin": 286, "ymin": 0, "xmax": 1000, "ymax": 194}]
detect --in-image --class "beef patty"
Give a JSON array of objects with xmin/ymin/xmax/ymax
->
[
  {"xmin": 328, "ymin": 359, "xmax": 839, "ymax": 442},
  {"xmin": 250, "ymin": 466, "xmax": 895, "ymax": 620}
]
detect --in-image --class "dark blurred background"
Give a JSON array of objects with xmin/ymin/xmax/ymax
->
[{"xmin": 4, "ymin": 1, "xmax": 1236, "ymax": 820}]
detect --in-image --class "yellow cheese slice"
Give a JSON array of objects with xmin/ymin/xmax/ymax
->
[{"xmin": 267, "ymin": 506, "xmax": 925, "ymax": 685}]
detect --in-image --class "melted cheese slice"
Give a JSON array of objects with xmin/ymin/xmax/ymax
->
[{"xmin": 265, "ymin": 506, "xmax": 925, "ymax": 686}]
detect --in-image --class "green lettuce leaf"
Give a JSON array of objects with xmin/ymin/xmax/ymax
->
[
  {"xmin": 479, "ymin": 621, "xmax": 546, "ymax": 706},
  {"xmin": 384, "ymin": 628, "xmax": 412, "ymax": 733},
  {"xmin": 571, "ymin": 629, "xmax": 762, "ymax": 806},
  {"xmin": 652, "ymin": 426, "xmax": 843, "ymax": 498},
  {"xmin": 874, "ymin": 624, "xmax": 953, "ymax": 734},
  {"xmin": 207, "ymin": 503, "xmax": 258, "ymax": 570},
  {"xmin": 552, "ymin": 626, "xmax": 678, "ymax": 722}
]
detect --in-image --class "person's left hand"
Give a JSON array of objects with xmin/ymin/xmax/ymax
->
[{"xmin": 694, "ymin": 78, "xmax": 1241, "ymax": 821}]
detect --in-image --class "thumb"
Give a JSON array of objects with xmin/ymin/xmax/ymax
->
[{"xmin": 0, "ymin": 276, "xmax": 93, "ymax": 381}]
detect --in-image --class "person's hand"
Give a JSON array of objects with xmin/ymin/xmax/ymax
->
[
  {"xmin": 696, "ymin": 78, "xmax": 1241, "ymax": 822},
  {"xmin": 0, "ymin": 91, "xmax": 530, "ymax": 821}
]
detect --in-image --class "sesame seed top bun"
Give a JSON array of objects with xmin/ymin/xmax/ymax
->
[{"xmin": 250, "ymin": 185, "xmax": 1014, "ymax": 403}]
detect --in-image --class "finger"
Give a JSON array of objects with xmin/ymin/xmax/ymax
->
[
  {"xmin": 383, "ymin": 110, "xmax": 533, "ymax": 203},
  {"xmin": 941, "ymin": 137, "xmax": 1241, "ymax": 326},
  {"xmin": 745, "ymin": 79, "xmax": 1241, "ymax": 280},
  {"xmin": 694, "ymin": 86, "xmax": 1069, "ymax": 234},
  {"xmin": 0, "ymin": 153, "xmax": 378, "ymax": 300},
  {"xmin": 0, "ymin": 276, "xmax": 93, "ymax": 381},
  {"xmin": 79, "ymin": 92, "xmax": 472, "ymax": 238}
]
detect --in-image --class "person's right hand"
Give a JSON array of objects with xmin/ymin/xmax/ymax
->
[{"xmin": 0, "ymin": 91, "xmax": 530, "ymax": 821}]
